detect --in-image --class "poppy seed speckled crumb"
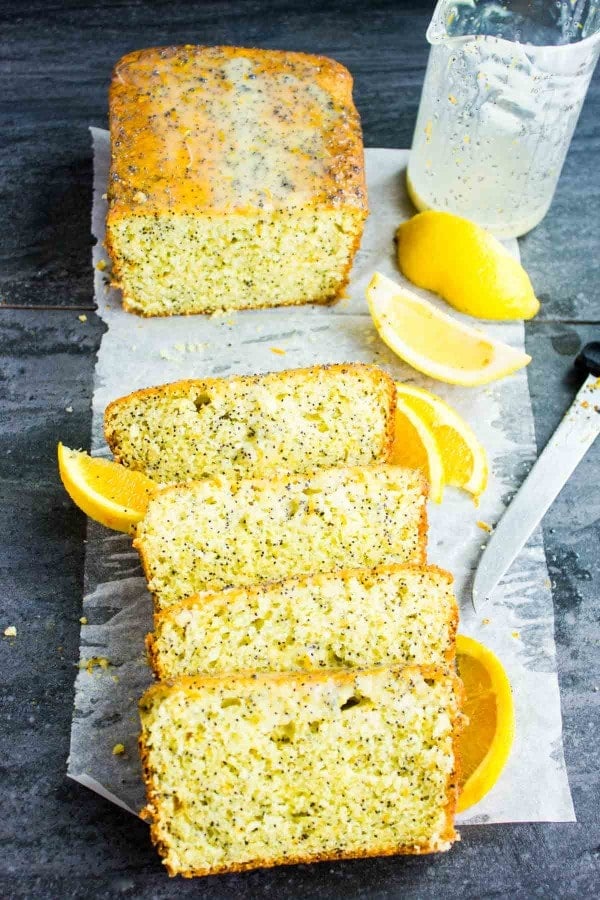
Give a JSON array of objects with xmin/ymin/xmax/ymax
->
[{"xmin": 104, "ymin": 364, "xmax": 396, "ymax": 484}]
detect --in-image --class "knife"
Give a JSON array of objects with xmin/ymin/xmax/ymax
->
[{"xmin": 472, "ymin": 341, "xmax": 600, "ymax": 608}]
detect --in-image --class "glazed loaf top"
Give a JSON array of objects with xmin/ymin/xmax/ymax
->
[{"xmin": 108, "ymin": 45, "xmax": 367, "ymax": 220}]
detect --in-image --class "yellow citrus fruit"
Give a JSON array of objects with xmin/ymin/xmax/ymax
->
[
  {"xmin": 366, "ymin": 271, "xmax": 531, "ymax": 386},
  {"xmin": 57, "ymin": 443, "xmax": 155, "ymax": 534},
  {"xmin": 455, "ymin": 634, "xmax": 515, "ymax": 813},
  {"xmin": 395, "ymin": 383, "xmax": 488, "ymax": 499},
  {"xmin": 390, "ymin": 396, "xmax": 445, "ymax": 503},
  {"xmin": 397, "ymin": 210, "xmax": 540, "ymax": 321}
]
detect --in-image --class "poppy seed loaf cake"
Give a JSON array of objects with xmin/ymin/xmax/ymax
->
[
  {"xmin": 105, "ymin": 364, "xmax": 396, "ymax": 483},
  {"xmin": 134, "ymin": 464, "xmax": 428, "ymax": 610},
  {"xmin": 106, "ymin": 45, "xmax": 367, "ymax": 316},
  {"xmin": 139, "ymin": 665, "xmax": 464, "ymax": 876},
  {"xmin": 147, "ymin": 564, "xmax": 457, "ymax": 679}
]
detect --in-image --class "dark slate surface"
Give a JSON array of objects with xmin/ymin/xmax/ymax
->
[{"xmin": 0, "ymin": 1, "xmax": 599, "ymax": 897}]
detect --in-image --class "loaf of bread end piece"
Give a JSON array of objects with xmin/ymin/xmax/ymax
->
[
  {"xmin": 139, "ymin": 665, "xmax": 464, "ymax": 877},
  {"xmin": 147, "ymin": 564, "xmax": 457, "ymax": 679},
  {"xmin": 134, "ymin": 464, "xmax": 428, "ymax": 610},
  {"xmin": 105, "ymin": 364, "xmax": 396, "ymax": 483},
  {"xmin": 106, "ymin": 45, "xmax": 367, "ymax": 316}
]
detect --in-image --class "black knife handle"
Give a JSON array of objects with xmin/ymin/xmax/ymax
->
[{"xmin": 575, "ymin": 342, "xmax": 600, "ymax": 378}]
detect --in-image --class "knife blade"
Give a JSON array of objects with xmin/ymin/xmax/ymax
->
[{"xmin": 473, "ymin": 342, "xmax": 600, "ymax": 608}]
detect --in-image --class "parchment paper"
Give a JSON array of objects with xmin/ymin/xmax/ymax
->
[{"xmin": 67, "ymin": 127, "xmax": 575, "ymax": 825}]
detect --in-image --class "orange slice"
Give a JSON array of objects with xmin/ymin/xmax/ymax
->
[
  {"xmin": 57, "ymin": 443, "xmax": 155, "ymax": 533},
  {"xmin": 456, "ymin": 634, "xmax": 515, "ymax": 812},
  {"xmin": 395, "ymin": 383, "xmax": 488, "ymax": 499},
  {"xmin": 391, "ymin": 396, "xmax": 444, "ymax": 503}
]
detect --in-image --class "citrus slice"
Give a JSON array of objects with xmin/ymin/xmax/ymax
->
[
  {"xmin": 366, "ymin": 272, "xmax": 531, "ymax": 386},
  {"xmin": 395, "ymin": 383, "xmax": 488, "ymax": 498},
  {"xmin": 455, "ymin": 634, "xmax": 515, "ymax": 813},
  {"xmin": 391, "ymin": 396, "xmax": 445, "ymax": 503},
  {"xmin": 397, "ymin": 210, "xmax": 540, "ymax": 321},
  {"xmin": 57, "ymin": 443, "xmax": 156, "ymax": 533}
]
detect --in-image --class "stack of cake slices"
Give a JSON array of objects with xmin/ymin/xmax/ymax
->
[{"xmin": 106, "ymin": 363, "xmax": 464, "ymax": 878}]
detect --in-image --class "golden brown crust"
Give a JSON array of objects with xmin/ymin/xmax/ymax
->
[
  {"xmin": 107, "ymin": 45, "xmax": 367, "ymax": 222},
  {"xmin": 138, "ymin": 665, "xmax": 464, "ymax": 876},
  {"xmin": 104, "ymin": 363, "xmax": 396, "ymax": 469},
  {"xmin": 115, "ymin": 284, "xmax": 344, "ymax": 317},
  {"xmin": 148, "ymin": 561, "xmax": 457, "ymax": 680},
  {"xmin": 162, "ymin": 834, "xmax": 455, "ymax": 878},
  {"xmin": 416, "ymin": 469, "xmax": 429, "ymax": 564}
]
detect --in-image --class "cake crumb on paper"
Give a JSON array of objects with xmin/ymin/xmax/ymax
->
[
  {"xmin": 81, "ymin": 656, "xmax": 111, "ymax": 674},
  {"xmin": 270, "ymin": 347, "xmax": 286, "ymax": 356},
  {"xmin": 79, "ymin": 616, "xmax": 88, "ymax": 625},
  {"xmin": 3, "ymin": 625, "xmax": 17, "ymax": 637},
  {"xmin": 112, "ymin": 743, "xmax": 126, "ymax": 756},
  {"xmin": 96, "ymin": 259, "xmax": 107, "ymax": 271},
  {"xmin": 78, "ymin": 314, "xmax": 88, "ymax": 323},
  {"xmin": 477, "ymin": 520, "xmax": 493, "ymax": 533}
]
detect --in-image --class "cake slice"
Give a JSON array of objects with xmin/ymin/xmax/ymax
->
[
  {"xmin": 104, "ymin": 364, "xmax": 396, "ymax": 484},
  {"xmin": 139, "ymin": 665, "xmax": 464, "ymax": 876},
  {"xmin": 134, "ymin": 464, "xmax": 428, "ymax": 610},
  {"xmin": 147, "ymin": 564, "xmax": 457, "ymax": 679},
  {"xmin": 106, "ymin": 46, "xmax": 367, "ymax": 316}
]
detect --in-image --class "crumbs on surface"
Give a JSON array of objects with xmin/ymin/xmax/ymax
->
[
  {"xmin": 112, "ymin": 743, "xmax": 126, "ymax": 756},
  {"xmin": 481, "ymin": 618, "xmax": 490, "ymax": 626},
  {"xmin": 511, "ymin": 631, "xmax": 520, "ymax": 639},
  {"xmin": 476, "ymin": 520, "xmax": 493, "ymax": 533},
  {"xmin": 3, "ymin": 625, "xmax": 17, "ymax": 637},
  {"xmin": 79, "ymin": 616, "xmax": 88, "ymax": 625},
  {"xmin": 270, "ymin": 347, "xmax": 287, "ymax": 355},
  {"xmin": 78, "ymin": 314, "xmax": 88, "ymax": 323},
  {"xmin": 96, "ymin": 259, "xmax": 107, "ymax": 271},
  {"xmin": 80, "ymin": 656, "xmax": 111, "ymax": 674}
]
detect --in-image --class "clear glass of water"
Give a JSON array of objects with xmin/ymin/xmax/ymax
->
[{"xmin": 407, "ymin": 0, "xmax": 600, "ymax": 237}]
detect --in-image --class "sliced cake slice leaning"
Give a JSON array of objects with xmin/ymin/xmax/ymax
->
[
  {"xmin": 134, "ymin": 464, "xmax": 428, "ymax": 610},
  {"xmin": 104, "ymin": 364, "xmax": 396, "ymax": 484},
  {"xmin": 139, "ymin": 665, "xmax": 465, "ymax": 877},
  {"xmin": 147, "ymin": 564, "xmax": 457, "ymax": 678}
]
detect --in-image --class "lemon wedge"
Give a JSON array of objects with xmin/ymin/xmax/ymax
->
[
  {"xmin": 58, "ymin": 443, "xmax": 155, "ymax": 533},
  {"xmin": 456, "ymin": 634, "xmax": 515, "ymax": 812},
  {"xmin": 391, "ymin": 396, "xmax": 445, "ymax": 503},
  {"xmin": 395, "ymin": 383, "xmax": 488, "ymax": 499},
  {"xmin": 367, "ymin": 272, "xmax": 531, "ymax": 385},
  {"xmin": 397, "ymin": 211, "xmax": 540, "ymax": 321}
]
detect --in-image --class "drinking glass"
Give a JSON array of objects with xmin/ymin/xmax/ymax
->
[{"xmin": 407, "ymin": 0, "xmax": 600, "ymax": 237}]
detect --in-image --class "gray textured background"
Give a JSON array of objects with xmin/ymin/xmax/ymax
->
[{"xmin": 0, "ymin": 1, "xmax": 598, "ymax": 897}]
